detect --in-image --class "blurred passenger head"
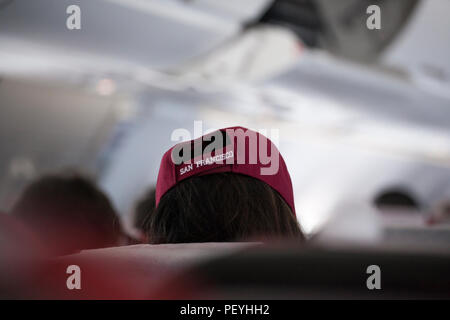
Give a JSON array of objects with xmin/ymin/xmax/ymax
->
[
  {"xmin": 374, "ymin": 187, "xmax": 420, "ymax": 211},
  {"xmin": 146, "ymin": 126, "xmax": 303, "ymax": 243},
  {"xmin": 133, "ymin": 187, "xmax": 156, "ymax": 242},
  {"xmin": 11, "ymin": 174, "xmax": 122, "ymax": 255}
]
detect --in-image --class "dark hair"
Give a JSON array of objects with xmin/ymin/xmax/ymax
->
[
  {"xmin": 11, "ymin": 174, "xmax": 122, "ymax": 255},
  {"xmin": 134, "ymin": 187, "xmax": 156, "ymax": 232},
  {"xmin": 374, "ymin": 187, "xmax": 420, "ymax": 211},
  {"xmin": 145, "ymin": 173, "xmax": 304, "ymax": 244}
]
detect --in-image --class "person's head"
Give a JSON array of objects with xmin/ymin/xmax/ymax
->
[
  {"xmin": 133, "ymin": 187, "xmax": 156, "ymax": 241},
  {"xmin": 11, "ymin": 173, "xmax": 122, "ymax": 255},
  {"xmin": 147, "ymin": 173, "xmax": 302, "ymax": 243},
  {"xmin": 145, "ymin": 126, "xmax": 304, "ymax": 243},
  {"xmin": 374, "ymin": 187, "xmax": 420, "ymax": 211}
]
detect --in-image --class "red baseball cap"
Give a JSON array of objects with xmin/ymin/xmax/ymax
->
[{"xmin": 155, "ymin": 126, "xmax": 296, "ymax": 216}]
